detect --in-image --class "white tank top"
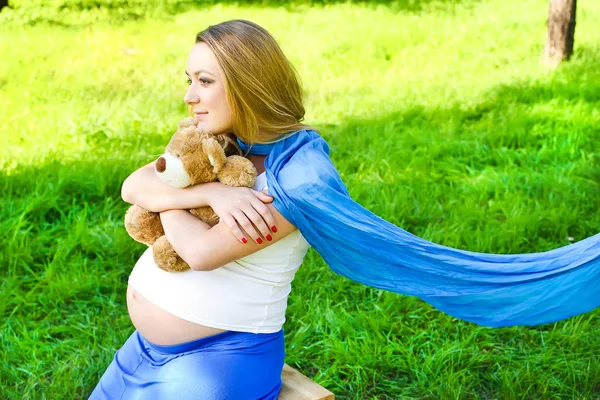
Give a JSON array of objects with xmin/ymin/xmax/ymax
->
[{"xmin": 127, "ymin": 172, "xmax": 311, "ymax": 333}]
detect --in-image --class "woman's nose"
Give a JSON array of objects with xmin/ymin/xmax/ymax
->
[{"xmin": 184, "ymin": 87, "xmax": 199, "ymax": 105}]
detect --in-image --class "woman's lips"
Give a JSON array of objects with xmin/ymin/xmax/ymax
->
[{"xmin": 196, "ymin": 112, "xmax": 207, "ymax": 120}]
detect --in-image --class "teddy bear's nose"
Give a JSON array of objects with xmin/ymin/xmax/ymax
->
[{"xmin": 155, "ymin": 157, "xmax": 167, "ymax": 173}]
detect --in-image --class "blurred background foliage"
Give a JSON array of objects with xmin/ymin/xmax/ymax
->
[{"xmin": 1, "ymin": 0, "xmax": 473, "ymax": 25}]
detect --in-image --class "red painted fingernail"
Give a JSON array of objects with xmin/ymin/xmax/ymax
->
[
  {"xmin": 241, "ymin": 238, "xmax": 248, "ymax": 244},
  {"xmin": 271, "ymin": 226, "xmax": 278, "ymax": 233},
  {"xmin": 266, "ymin": 234, "xmax": 272, "ymax": 241},
  {"xmin": 257, "ymin": 238, "xmax": 263, "ymax": 244}
]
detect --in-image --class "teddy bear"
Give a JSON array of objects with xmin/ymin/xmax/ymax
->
[{"xmin": 124, "ymin": 117, "xmax": 257, "ymax": 272}]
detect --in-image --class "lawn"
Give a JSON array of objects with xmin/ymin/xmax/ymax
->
[{"xmin": 0, "ymin": 0, "xmax": 599, "ymax": 398}]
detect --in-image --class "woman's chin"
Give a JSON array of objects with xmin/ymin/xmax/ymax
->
[
  {"xmin": 198, "ymin": 124, "xmax": 231, "ymax": 135},
  {"xmin": 195, "ymin": 121, "xmax": 211, "ymax": 131}
]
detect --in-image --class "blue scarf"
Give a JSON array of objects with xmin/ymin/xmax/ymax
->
[
  {"xmin": 236, "ymin": 138, "xmax": 276, "ymax": 155},
  {"xmin": 242, "ymin": 130, "xmax": 600, "ymax": 327}
]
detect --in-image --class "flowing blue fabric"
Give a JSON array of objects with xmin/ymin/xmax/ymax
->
[{"xmin": 243, "ymin": 130, "xmax": 600, "ymax": 328}]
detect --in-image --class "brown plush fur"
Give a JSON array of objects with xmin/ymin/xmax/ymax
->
[{"xmin": 124, "ymin": 117, "xmax": 257, "ymax": 272}]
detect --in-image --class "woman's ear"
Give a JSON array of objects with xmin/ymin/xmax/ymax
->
[{"xmin": 202, "ymin": 137, "xmax": 227, "ymax": 173}]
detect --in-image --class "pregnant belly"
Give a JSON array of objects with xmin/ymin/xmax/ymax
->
[{"xmin": 126, "ymin": 284, "xmax": 227, "ymax": 345}]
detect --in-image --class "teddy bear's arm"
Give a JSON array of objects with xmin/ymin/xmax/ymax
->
[{"xmin": 159, "ymin": 204, "xmax": 297, "ymax": 271}]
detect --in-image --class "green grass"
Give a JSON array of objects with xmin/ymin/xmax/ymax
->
[{"xmin": 1, "ymin": 0, "xmax": 599, "ymax": 398}]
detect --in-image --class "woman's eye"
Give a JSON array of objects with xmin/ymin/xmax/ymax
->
[{"xmin": 186, "ymin": 78, "xmax": 212, "ymax": 86}]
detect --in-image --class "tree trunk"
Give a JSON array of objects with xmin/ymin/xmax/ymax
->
[{"xmin": 543, "ymin": 0, "xmax": 577, "ymax": 66}]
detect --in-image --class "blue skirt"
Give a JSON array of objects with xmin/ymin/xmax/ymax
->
[{"xmin": 89, "ymin": 329, "xmax": 285, "ymax": 400}]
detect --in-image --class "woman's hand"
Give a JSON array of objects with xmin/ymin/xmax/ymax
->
[{"xmin": 206, "ymin": 183, "xmax": 277, "ymax": 244}]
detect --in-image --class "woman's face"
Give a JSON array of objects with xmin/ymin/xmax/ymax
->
[{"xmin": 184, "ymin": 42, "xmax": 234, "ymax": 135}]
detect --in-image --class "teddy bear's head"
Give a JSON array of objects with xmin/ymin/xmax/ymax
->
[{"xmin": 154, "ymin": 117, "xmax": 251, "ymax": 188}]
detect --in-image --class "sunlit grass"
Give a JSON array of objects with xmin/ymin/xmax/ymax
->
[{"xmin": 1, "ymin": 0, "xmax": 599, "ymax": 398}]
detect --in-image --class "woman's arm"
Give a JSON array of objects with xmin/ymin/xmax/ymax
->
[
  {"xmin": 121, "ymin": 162, "xmax": 214, "ymax": 212},
  {"xmin": 121, "ymin": 162, "xmax": 272, "ymax": 214},
  {"xmin": 159, "ymin": 205, "xmax": 297, "ymax": 271},
  {"xmin": 123, "ymin": 162, "xmax": 278, "ymax": 239}
]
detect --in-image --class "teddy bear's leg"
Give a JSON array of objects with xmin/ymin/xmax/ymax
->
[
  {"xmin": 152, "ymin": 236, "xmax": 192, "ymax": 272},
  {"xmin": 124, "ymin": 205, "xmax": 165, "ymax": 245},
  {"xmin": 189, "ymin": 207, "xmax": 220, "ymax": 227}
]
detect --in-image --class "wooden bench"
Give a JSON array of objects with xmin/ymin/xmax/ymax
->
[{"xmin": 278, "ymin": 364, "xmax": 334, "ymax": 400}]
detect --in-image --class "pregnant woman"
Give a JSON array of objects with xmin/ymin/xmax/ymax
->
[
  {"xmin": 90, "ymin": 19, "xmax": 314, "ymax": 399},
  {"xmin": 91, "ymin": 14, "xmax": 600, "ymax": 400}
]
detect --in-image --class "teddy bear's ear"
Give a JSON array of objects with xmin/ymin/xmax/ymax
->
[
  {"xmin": 178, "ymin": 117, "xmax": 198, "ymax": 130},
  {"xmin": 202, "ymin": 137, "xmax": 227, "ymax": 173}
]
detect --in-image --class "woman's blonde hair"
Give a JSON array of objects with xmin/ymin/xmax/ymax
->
[{"xmin": 195, "ymin": 19, "xmax": 316, "ymax": 145}]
